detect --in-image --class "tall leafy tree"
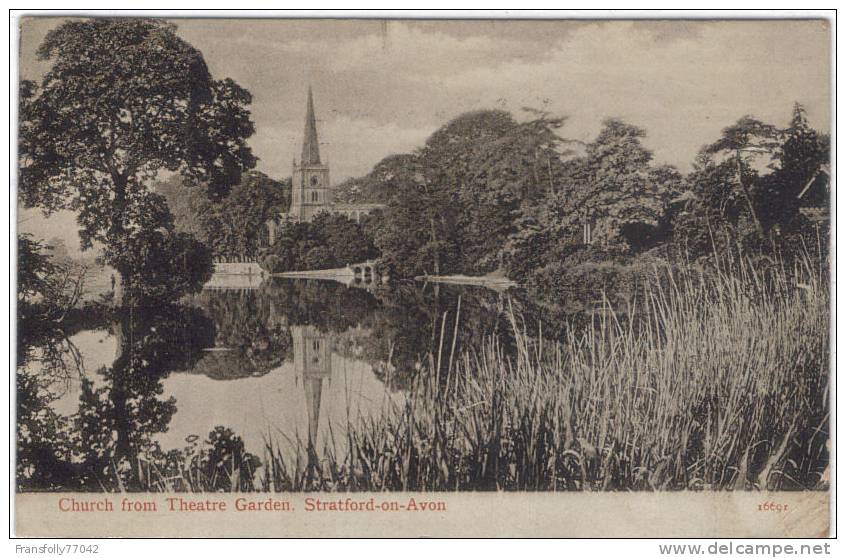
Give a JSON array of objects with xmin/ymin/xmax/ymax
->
[
  {"xmin": 533, "ymin": 119, "xmax": 679, "ymax": 250},
  {"xmin": 577, "ymin": 120, "xmax": 671, "ymax": 247},
  {"xmin": 156, "ymin": 171, "xmax": 289, "ymax": 259},
  {"xmin": 675, "ymin": 107, "xmax": 829, "ymax": 259},
  {"xmin": 373, "ymin": 153, "xmax": 459, "ymax": 277},
  {"xmin": 702, "ymin": 116, "xmax": 781, "ymax": 235},
  {"xmin": 672, "ymin": 149, "xmax": 755, "ymax": 257},
  {"xmin": 419, "ymin": 110, "xmax": 518, "ymax": 273},
  {"xmin": 18, "ymin": 19, "xmax": 256, "ymax": 303},
  {"xmin": 333, "ymin": 154, "xmax": 418, "ymax": 204},
  {"xmin": 154, "ymin": 174, "xmax": 214, "ymax": 240},
  {"xmin": 375, "ymin": 110, "xmax": 541, "ymax": 276},
  {"xmin": 261, "ymin": 213, "xmax": 378, "ymax": 273},
  {"xmin": 205, "ymin": 171, "xmax": 289, "ymax": 258},
  {"xmin": 756, "ymin": 103, "xmax": 830, "ymax": 230},
  {"xmin": 459, "ymin": 113, "xmax": 567, "ymax": 272}
]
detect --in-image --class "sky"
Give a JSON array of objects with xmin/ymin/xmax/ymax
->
[{"xmin": 16, "ymin": 17, "xmax": 832, "ymax": 251}]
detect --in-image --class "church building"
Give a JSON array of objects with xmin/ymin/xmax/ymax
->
[{"xmin": 268, "ymin": 87, "xmax": 384, "ymax": 243}]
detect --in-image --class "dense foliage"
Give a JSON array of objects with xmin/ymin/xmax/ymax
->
[
  {"xmin": 157, "ymin": 170, "xmax": 290, "ymax": 260},
  {"xmin": 334, "ymin": 111, "xmax": 688, "ymax": 280},
  {"xmin": 671, "ymin": 104, "xmax": 830, "ymax": 261},
  {"xmin": 366, "ymin": 110, "xmax": 565, "ymax": 277},
  {"xmin": 260, "ymin": 212, "xmax": 379, "ymax": 273},
  {"xmin": 331, "ymin": 105, "xmax": 828, "ymax": 285},
  {"xmin": 18, "ymin": 19, "xmax": 256, "ymax": 304}
]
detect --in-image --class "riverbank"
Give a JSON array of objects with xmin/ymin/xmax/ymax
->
[
  {"xmin": 261, "ymin": 254, "xmax": 829, "ymax": 491},
  {"xmin": 269, "ymin": 266, "xmax": 519, "ymax": 291},
  {"xmin": 414, "ymin": 271, "xmax": 518, "ymax": 290},
  {"xmin": 271, "ymin": 267, "xmax": 353, "ymax": 279}
]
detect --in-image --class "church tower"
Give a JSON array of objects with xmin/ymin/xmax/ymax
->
[{"xmin": 288, "ymin": 87, "xmax": 332, "ymax": 222}]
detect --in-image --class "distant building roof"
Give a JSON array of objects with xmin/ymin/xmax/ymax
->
[{"xmin": 797, "ymin": 163, "xmax": 830, "ymax": 200}]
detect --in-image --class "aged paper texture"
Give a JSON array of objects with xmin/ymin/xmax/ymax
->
[{"xmin": 14, "ymin": 15, "xmax": 832, "ymax": 538}]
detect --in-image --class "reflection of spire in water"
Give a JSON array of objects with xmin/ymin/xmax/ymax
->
[
  {"xmin": 302, "ymin": 376, "xmax": 323, "ymax": 447},
  {"xmin": 291, "ymin": 326, "xmax": 332, "ymax": 445}
]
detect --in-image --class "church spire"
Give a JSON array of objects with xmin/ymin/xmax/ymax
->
[{"xmin": 301, "ymin": 86, "xmax": 321, "ymax": 165}]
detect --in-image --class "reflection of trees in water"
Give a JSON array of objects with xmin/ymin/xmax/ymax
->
[
  {"xmin": 186, "ymin": 278, "xmax": 621, "ymax": 388},
  {"xmin": 77, "ymin": 305, "xmax": 214, "ymax": 490},
  {"xmin": 196, "ymin": 279, "xmax": 619, "ymax": 392},
  {"xmin": 363, "ymin": 283, "xmax": 513, "ymax": 390},
  {"xmin": 17, "ymin": 367, "xmax": 76, "ymax": 490},
  {"xmin": 17, "ymin": 298, "xmax": 113, "ymax": 491},
  {"xmin": 187, "ymin": 289, "xmax": 293, "ymax": 379},
  {"xmin": 364, "ymin": 282, "xmax": 639, "ymax": 389},
  {"xmin": 242, "ymin": 279, "xmax": 524, "ymax": 391},
  {"xmin": 15, "ymin": 303, "xmax": 265, "ymax": 492},
  {"xmin": 17, "ymin": 272, "xmax": 645, "ymax": 492},
  {"xmin": 17, "ymin": 301, "xmax": 112, "ymax": 404},
  {"xmin": 259, "ymin": 277, "xmax": 377, "ymax": 333},
  {"xmin": 193, "ymin": 278, "xmax": 624, "ymax": 395}
]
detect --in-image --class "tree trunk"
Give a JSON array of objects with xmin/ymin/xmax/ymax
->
[
  {"xmin": 110, "ymin": 318, "xmax": 136, "ymax": 488},
  {"xmin": 113, "ymin": 272, "xmax": 124, "ymax": 305},
  {"xmin": 421, "ymin": 181, "xmax": 441, "ymax": 276},
  {"xmin": 109, "ymin": 174, "xmax": 131, "ymax": 307},
  {"xmin": 735, "ymin": 151, "xmax": 764, "ymax": 236},
  {"xmin": 428, "ymin": 213, "xmax": 441, "ymax": 276}
]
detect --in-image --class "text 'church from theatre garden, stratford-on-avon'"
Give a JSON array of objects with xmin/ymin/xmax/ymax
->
[{"xmin": 266, "ymin": 87, "xmax": 385, "ymax": 244}]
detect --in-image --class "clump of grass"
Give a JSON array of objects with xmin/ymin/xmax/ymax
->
[
  {"xmin": 263, "ymin": 248, "xmax": 829, "ymax": 492},
  {"xmin": 115, "ymin": 427, "xmax": 261, "ymax": 493}
]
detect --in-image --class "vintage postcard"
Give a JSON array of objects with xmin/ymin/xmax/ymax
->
[{"xmin": 13, "ymin": 14, "xmax": 832, "ymax": 538}]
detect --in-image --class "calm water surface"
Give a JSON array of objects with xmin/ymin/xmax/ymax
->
[{"xmin": 40, "ymin": 276, "xmax": 563, "ymax": 459}]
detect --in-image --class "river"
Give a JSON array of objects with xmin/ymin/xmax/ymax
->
[
  {"xmin": 38, "ymin": 278, "xmax": 522, "ymax": 455},
  {"xmin": 21, "ymin": 273, "xmax": 625, "ymax": 490}
]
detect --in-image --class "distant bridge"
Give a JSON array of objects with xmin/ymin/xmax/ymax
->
[
  {"xmin": 346, "ymin": 260, "xmax": 379, "ymax": 281},
  {"xmin": 270, "ymin": 259, "xmax": 383, "ymax": 291},
  {"xmin": 270, "ymin": 260, "xmax": 378, "ymax": 280},
  {"xmin": 205, "ymin": 261, "xmax": 264, "ymax": 290},
  {"xmin": 204, "ymin": 260, "xmax": 382, "ymax": 291}
]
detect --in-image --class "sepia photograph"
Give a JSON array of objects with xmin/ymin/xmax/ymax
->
[{"xmin": 12, "ymin": 12, "xmax": 833, "ymax": 539}]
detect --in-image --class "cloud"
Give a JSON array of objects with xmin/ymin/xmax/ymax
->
[
  {"xmin": 16, "ymin": 17, "xmax": 831, "ymax": 246},
  {"xmin": 321, "ymin": 115, "xmax": 432, "ymax": 178},
  {"xmin": 228, "ymin": 19, "xmax": 830, "ymax": 175},
  {"xmin": 326, "ymin": 22, "xmax": 539, "ymax": 76},
  {"xmin": 420, "ymin": 20, "xmax": 831, "ymax": 167},
  {"xmin": 254, "ymin": 114, "xmax": 432, "ymax": 180}
]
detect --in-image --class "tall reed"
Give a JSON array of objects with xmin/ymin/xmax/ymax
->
[{"xmin": 263, "ymin": 249, "xmax": 829, "ymax": 492}]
